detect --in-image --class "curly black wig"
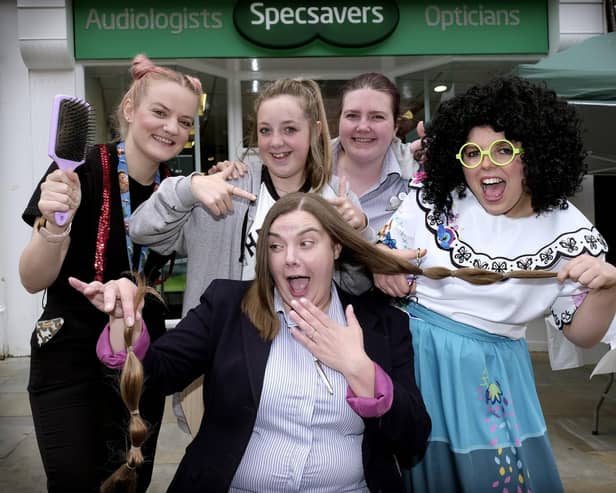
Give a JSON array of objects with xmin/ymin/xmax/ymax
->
[{"xmin": 422, "ymin": 76, "xmax": 587, "ymax": 218}]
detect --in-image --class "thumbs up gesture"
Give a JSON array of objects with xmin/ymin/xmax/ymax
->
[{"xmin": 327, "ymin": 175, "xmax": 368, "ymax": 231}]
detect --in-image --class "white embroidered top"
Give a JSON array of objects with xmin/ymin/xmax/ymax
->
[{"xmin": 379, "ymin": 181, "xmax": 608, "ymax": 342}]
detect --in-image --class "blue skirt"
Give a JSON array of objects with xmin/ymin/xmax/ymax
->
[{"xmin": 404, "ymin": 302, "xmax": 563, "ymax": 493}]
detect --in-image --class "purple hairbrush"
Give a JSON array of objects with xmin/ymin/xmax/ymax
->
[{"xmin": 48, "ymin": 95, "xmax": 95, "ymax": 226}]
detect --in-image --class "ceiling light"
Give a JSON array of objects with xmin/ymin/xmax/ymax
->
[
  {"xmin": 433, "ymin": 84, "xmax": 448, "ymax": 93},
  {"xmin": 251, "ymin": 58, "xmax": 259, "ymax": 72}
]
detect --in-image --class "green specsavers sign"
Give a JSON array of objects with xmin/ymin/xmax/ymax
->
[
  {"xmin": 233, "ymin": 1, "xmax": 399, "ymax": 49},
  {"xmin": 74, "ymin": 0, "xmax": 548, "ymax": 59}
]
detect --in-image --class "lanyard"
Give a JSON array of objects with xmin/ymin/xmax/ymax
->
[{"xmin": 116, "ymin": 142, "xmax": 160, "ymax": 274}]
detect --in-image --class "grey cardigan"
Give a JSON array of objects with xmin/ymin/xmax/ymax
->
[{"xmin": 130, "ymin": 163, "xmax": 373, "ymax": 314}]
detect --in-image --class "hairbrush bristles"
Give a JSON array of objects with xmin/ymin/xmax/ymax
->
[
  {"xmin": 48, "ymin": 95, "xmax": 95, "ymax": 170},
  {"xmin": 55, "ymin": 100, "xmax": 95, "ymax": 162},
  {"xmin": 47, "ymin": 95, "xmax": 96, "ymax": 225}
]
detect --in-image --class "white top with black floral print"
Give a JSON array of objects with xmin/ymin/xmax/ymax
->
[{"xmin": 379, "ymin": 183, "xmax": 608, "ymax": 342}]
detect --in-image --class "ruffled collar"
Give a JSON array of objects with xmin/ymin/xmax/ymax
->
[{"xmin": 413, "ymin": 185, "xmax": 608, "ymax": 272}]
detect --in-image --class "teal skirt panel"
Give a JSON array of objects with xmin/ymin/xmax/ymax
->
[{"xmin": 404, "ymin": 302, "xmax": 563, "ymax": 493}]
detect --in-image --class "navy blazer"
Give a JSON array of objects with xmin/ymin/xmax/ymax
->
[{"xmin": 144, "ymin": 279, "xmax": 430, "ymax": 492}]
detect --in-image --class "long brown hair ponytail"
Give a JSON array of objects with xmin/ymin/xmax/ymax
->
[
  {"xmin": 100, "ymin": 277, "xmax": 160, "ymax": 493},
  {"xmin": 242, "ymin": 193, "xmax": 557, "ymax": 341}
]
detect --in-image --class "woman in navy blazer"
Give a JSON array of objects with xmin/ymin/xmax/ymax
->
[{"xmin": 72, "ymin": 192, "xmax": 431, "ymax": 492}]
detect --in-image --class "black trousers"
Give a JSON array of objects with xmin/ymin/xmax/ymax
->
[
  {"xmin": 28, "ymin": 309, "xmax": 166, "ymax": 493},
  {"xmin": 29, "ymin": 367, "xmax": 165, "ymax": 493}
]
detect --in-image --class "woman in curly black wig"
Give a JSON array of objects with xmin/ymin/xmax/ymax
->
[
  {"xmin": 422, "ymin": 76, "xmax": 587, "ymax": 217},
  {"xmin": 374, "ymin": 76, "xmax": 616, "ymax": 493}
]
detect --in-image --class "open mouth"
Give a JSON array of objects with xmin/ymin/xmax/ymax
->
[
  {"xmin": 287, "ymin": 275, "xmax": 310, "ymax": 297},
  {"xmin": 481, "ymin": 177, "xmax": 506, "ymax": 201}
]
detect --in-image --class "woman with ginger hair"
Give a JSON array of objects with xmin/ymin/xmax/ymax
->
[{"xmin": 19, "ymin": 54, "xmax": 205, "ymax": 492}]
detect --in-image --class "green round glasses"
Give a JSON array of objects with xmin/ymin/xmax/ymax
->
[{"xmin": 456, "ymin": 139, "xmax": 523, "ymax": 169}]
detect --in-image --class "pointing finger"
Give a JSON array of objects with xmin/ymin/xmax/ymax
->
[
  {"xmin": 229, "ymin": 185, "xmax": 257, "ymax": 202},
  {"xmin": 68, "ymin": 276, "xmax": 89, "ymax": 295}
]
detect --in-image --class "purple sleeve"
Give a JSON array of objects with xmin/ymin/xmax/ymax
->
[
  {"xmin": 96, "ymin": 320, "xmax": 151, "ymax": 369},
  {"xmin": 346, "ymin": 362, "xmax": 394, "ymax": 418}
]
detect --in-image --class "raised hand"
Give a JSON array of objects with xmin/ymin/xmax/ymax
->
[
  {"xmin": 68, "ymin": 276, "xmax": 142, "ymax": 328},
  {"xmin": 207, "ymin": 160, "xmax": 248, "ymax": 179},
  {"xmin": 289, "ymin": 298, "xmax": 367, "ymax": 373},
  {"xmin": 373, "ymin": 247, "xmax": 426, "ymax": 298},
  {"xmin": 190, "ymin": 165, "xmax": 256, "ymax": 216},
  {"xmin": 557, "ymin": 254, "xmax": 616, "ymax": 290},
  {"xmin": 559, "ymin": 255, "xmax": 616, "ymax": 348},
  {"xmin": 289, "ymin": 298, "xmax": 375, "ymax": 396},
  {"xmin": 38, "ymin": 169, "xmax": 81, "ymax": 227},
  {"xmin": 327, "ymin": 175, "xmax": 367, "ymax": 230}
]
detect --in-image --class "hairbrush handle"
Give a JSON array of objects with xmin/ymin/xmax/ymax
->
[
  {"xmin": 54, "ymin": 211, "xmax": 71, "ymax": 227},
  {"xmin": 47, "ymin": 94, "xmax": 94, "ymax": 227}
]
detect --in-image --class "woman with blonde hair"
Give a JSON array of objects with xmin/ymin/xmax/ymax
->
[
  {"xmin": 129, "ymin": 78, "xmax": 373, "ymax": 433},
  {"xmin": 19, "ymin": 54, "xmax": 202, "ymax": 492}
]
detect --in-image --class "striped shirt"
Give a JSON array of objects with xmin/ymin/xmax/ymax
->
[{"xmin": 229, "ymin": 284, "xmax": 369, "ymax": 492}]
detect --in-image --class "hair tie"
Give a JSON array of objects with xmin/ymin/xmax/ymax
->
[
  {"xmin": 125, "ymin": 462, "xmax": 135, "ymax": 471},
  {"xmin": 130, "ymin": 445, "xmax": 142, "ymax": 453},
  {"xmin": 127, "ymin": 345, "xmax": 134, "ymax": 353},
  {"xmin": 130, "ymin": 410, "xmax": 140, "ymax": 416}
]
